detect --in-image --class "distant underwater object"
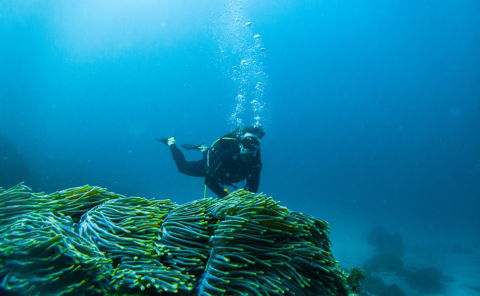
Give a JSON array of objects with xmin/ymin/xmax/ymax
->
[
  {"xmin": 367, "ymin": 227, "xmax": 404, "ymax": 257},
  {"xmin": 361, "ymin": 227, "xmax": 454, "ymax": 296},
  {"xmin": 0, "ymin": 184, "xmax": 358, "ymax": 295},
  {"xmin": 402, "ymin": 267, "xmax": 453, "ymax": 295},
  {"xmin": 362, "ymin": 253, "xmax": 405, "ymax": 275}
]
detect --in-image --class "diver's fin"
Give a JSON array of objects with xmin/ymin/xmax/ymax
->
[
  {"xmin": 157, "ymin": 138, "xmax": 168, "ymax": 145},
  {"xmin": 157, "ymin": 137, "xmax": 176, "ymax": 146}
]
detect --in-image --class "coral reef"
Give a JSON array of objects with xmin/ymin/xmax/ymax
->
[
  {"xmin": 346, "ymin": 268, "xmax": 364, "ymax": 294},
  {"xmin": 360, "ymin": 274, "xmax": 405, "ymax": 296},
  {"xmin": 403, "ymin": 267, "xmax": 454, "ymax": 295},
  {"xmin": 0, "ymin": 184, "xmax": 352, "ymax": 295},
  {"xmin": 361, "ymin": 227, "xmax": 453, "ymax": 296}
]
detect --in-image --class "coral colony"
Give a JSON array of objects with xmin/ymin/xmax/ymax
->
[{"xmin": 0, "ymin": 184, "xmax": 359, "ymax": 295}]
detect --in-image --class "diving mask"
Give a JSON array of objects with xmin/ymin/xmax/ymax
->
[{"xmin": 239, "ymin": 133, "xmax": 260, "ymax": 155}]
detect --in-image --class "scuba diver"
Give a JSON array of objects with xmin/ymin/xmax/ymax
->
[{"xmin": 158, "ymin": 126, "xmax": 264, "ymax": 198}]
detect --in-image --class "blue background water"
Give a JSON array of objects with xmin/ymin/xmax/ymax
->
[{"xmin": 1, "ymin": 1, "xmax": 479, "ymax": 295}]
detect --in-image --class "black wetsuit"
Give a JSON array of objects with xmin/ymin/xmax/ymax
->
[{"xmin": 169, "ymin": 135, "xmax": 262, "ymax": 198}]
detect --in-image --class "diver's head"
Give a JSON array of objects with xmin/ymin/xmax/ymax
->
[
  {"xmin": 234, "ymin": 125, "xmax": 265, "ymax": 139},
  {"xmin": 241, "ymin": 125, "xmax": 265, "ymax": 139},
  {"xmin": 240, "ymin": 133, "xmax": 260, "ymax": 151},
  {"xmin": 238, "ymin": 133, "xmax": 261, "ymax": 159},
  {"xmin": 232, "ymin": 125, "xmax": 264, "ymax": 160}
]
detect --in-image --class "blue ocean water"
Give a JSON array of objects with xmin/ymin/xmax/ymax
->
[{"xmin": 1, "ymin": 1, "xmax": 479, "ymax": 295}]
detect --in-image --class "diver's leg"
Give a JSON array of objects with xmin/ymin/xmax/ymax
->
[{"xmin": 170, "ymin": 144, "xmax": 206, "ymax": 177}]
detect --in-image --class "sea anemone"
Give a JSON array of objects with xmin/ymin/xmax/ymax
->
[{"xmin": 0, "ymin": 185, "xmax": 350, "ymax": 295}]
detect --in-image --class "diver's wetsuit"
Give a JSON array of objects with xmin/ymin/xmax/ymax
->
[
  {"xmin": 170, "ymin": 144, "xmax": 207, "ymax": 177},
  {"xmin": 169, "ymin": 135, "xmax": 262, "ymax": 198}
]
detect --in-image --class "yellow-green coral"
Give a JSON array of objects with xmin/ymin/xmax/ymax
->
[
  {"xmin": 0, "ymin": 212, "xmax": 111, "ymax": 295},
  {"xmin": 0, "ymin": 184, "xmax": 351, "ymax": 295},
  {"xmin": 196, "ymin": 190, "xmax": 348, "ymax": 296}
]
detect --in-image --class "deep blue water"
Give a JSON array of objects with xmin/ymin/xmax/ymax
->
[{"xmin": 1, "ymin": 1, "xmax": 479, "ymax": 295}]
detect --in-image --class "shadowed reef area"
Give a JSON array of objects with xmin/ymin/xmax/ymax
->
[{"xmin": 0, "ymin": 184, "xmax": 361, "ymax": 296}]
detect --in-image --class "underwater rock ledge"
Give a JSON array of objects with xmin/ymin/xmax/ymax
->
[{"xmin": 0, "ymin": 184, "xmax": 356, "ymax": 296}]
